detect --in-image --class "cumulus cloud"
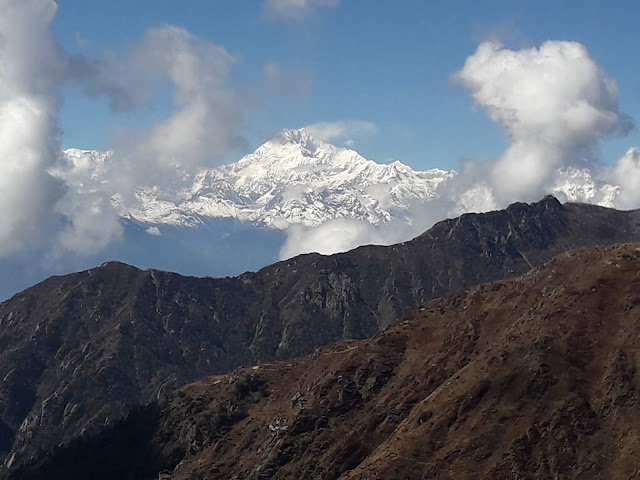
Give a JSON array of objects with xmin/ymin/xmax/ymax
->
[
  {"xmin": 64, "ymin": 25, "xmax": 306, "ymax": 211},
  {"xmin": 124, "ymin": 27, "xmax": 244, "ymax": 172},
  {"xmin": 0, "ymin": 0, "xmax": 125, "ymax": 259},
  {"xmin": 280, "ymin": 218, "xmax": 395, "ymax": 259},
  {"xmin": 1, "ymin": 3, "xmax": 300, "ymax": 260},
  {"xmin": 305, "ymin": 120, "xmax": 377, "ymax": 147},
  {"xmin": 263, "ymin": 0, "xmax": 340, "ymax": 20},
  {"xmin": 0, "ymin": 0, "xmax": 67, "ymax": 256},
  {"xmin": 81, "ymin": 24, "xmax": 244, "ymax": 183},
  {"xmin": 283, "ymin": 40, "xmax": 639, "ymax": 259},
  {"xmin": 453, "ymin": 40, "xmax": 631, "ymax": 203},
  {"xmin": 610, "ymin": 147, "xmax": 640, "ymax": 210}
]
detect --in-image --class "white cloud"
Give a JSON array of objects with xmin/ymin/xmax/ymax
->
[
  {"xmin": 282, "ymin": 40, "xmax": 639, "ymax": 259},
  {"xmin": 146, "ymin": 226, "xmax": 162, "ymax": 236},
  {"xmin": 0, "ymin": 0, "xmax": 67, "ymax": 256},
  {"xmin": 453, "ymin": 40, "xmax": 631, "ymax": 203},
  {"xmin": 279, "ymin": 194, "xmax": 470, "ymax": 260},
  {"xmin": 280, "ymin": 218, "xmax": 392, "ymax": 259},
  {"xmin": 55, "ymin": 194, "xmax": 123, "ymax": 255},
  {"xmin": 305, "ymin": 120, "xmax": 377, "ymax": 147},
  {"xmin": 610, "ymin": 147, "xmax": 640, "ymax": 210},
  {"xmin": 263, "ymin": 0, "xmax": 340, "ymax": 20},
  {"xmin": 450, "ymin": 184, "xmax": 497, "ymax": 217},
  {"xmin": 0, "ymin": 0, "xmax": 126, "ymax": 259},
  {"xmin": 95, "ymin": 25, "xmax": 244, "ymax": 178},
  {"xmin": 131, "ymin": 27, "xmax": 243, "ymax": 172},
  {"xmin": 68, "ymin": 24, "xmax": 305, "ymax": 211}
]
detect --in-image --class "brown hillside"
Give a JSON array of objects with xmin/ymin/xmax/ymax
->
[
  {"xmin": 3, "ymin": 196, "xmax": 639, "ymax": 468},
  {"xmin": 12, "ymin": 243, "xmax": 640, "ymax": 479}
]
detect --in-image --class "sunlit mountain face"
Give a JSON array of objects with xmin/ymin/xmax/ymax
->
[
  {"xmin": 61, "ymin": 128, "xmax": 622, "ymax": 233},
  {"xmin": 61, "ymin": 128, "xmax": 455, "ymax": 230}
]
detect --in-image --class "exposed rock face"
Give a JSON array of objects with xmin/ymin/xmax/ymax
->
[
  {"xmin": 0, "ymin": 196, "xmax": 639, "ymax": 469},
  {"xmin": 10, "ymin": 243, "xmax": 640, "ymax": 479}
]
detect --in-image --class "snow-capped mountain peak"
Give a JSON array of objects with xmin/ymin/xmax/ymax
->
[
  {"xmin": 58, "ymin": 129, "xmax": 622, "ymax": 232},
  {"xmin": 275, "ymin": 127, "xmax": 322, "ymax": 149},
  {"xmin": 63, "ymin": 129, "xmax": 454, "ymax": 229},
  {"xmin": 236, "ymin": 128, "xmax": 361, "ymax": 175}
]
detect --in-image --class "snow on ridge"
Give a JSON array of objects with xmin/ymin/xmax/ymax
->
[
  {"xmin": 60, "ymin": 128, "xmax": 455, "ymax": 229},
  {"xmin": 59, "ymin": 128, "xmax": 621, "ymax": 230}
]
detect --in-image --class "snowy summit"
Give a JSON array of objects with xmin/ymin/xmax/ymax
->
[{"xmin": 63, "ymin": 129, "xmax": 455, "ymax": 229}]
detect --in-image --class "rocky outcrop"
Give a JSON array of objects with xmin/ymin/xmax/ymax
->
[{"xmin": 1, "ymin": 196, "xmax": 639, "ymax": 469}]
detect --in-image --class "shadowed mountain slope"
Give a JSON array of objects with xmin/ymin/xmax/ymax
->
[
  {"xmin": 10, "ymin": 243, "xmax": 640, "ymax": 479},
  {"xmin": 1, "ymin": 196, "xmax": 639, "ymax": 468}
]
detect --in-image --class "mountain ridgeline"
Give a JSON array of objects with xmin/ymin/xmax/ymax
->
[
  {"xmin": 11, "ymin": 243, "xmax": 640, "ymax": 479},
  {"xmin": 1, "ymin": 196, "xmax": 640, "ymax": 469}
]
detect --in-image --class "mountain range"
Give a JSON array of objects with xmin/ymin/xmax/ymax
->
[
  {"xmin": 9, "ymin": 242, "xmax": 640, "ymax": 479},
  {"xmin": 0, "ymin": 128, "xmax": 625, "ymax": 303},
  {"xmin": 1, "ymin": 196, "xmax": 639, "ymax": 474},
  {"xmin": 62, "ymin": 128, "xmax": 619, "ymax": 231},
  {"xmin": 62, "ymin": 128, "xmax": 454, "ymax": 230}
]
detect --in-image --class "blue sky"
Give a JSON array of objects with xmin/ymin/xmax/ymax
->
[{"xmin": 52, "ymin": 0, "xmax": 640, "ymax": 170}]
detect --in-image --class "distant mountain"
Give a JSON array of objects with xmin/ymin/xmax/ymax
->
[
  {"xmin": 61, "ymin": 129, "xmax": 620, "ymax": 231},
  {"xmin": 64, "ymin": 128, "xmax": 454, "ymax": 229},
  {"xmin": 1, "ymin": 197, "xmax": 639, "ymax": 471},
  {"xmin": 0, "ymin": 128, "xmax": 611, "ymax": 302},
  {"xmin": 10, "ymin": 243, "xmax": 640, "ymax": 479},
  {"xmin": 551, "ymin": 166, "xmax": 619, "ymax": 205},
  {"xmin": 0, "ymin": 217, "xmax": 286, "ymax": 303}
]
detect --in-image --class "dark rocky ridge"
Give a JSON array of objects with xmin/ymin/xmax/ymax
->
[
  {"xmin": 10, "ymin": 243, "xmax": 640, "ymax": 479},
  {"xmin": 0, "ymin": 196, "xmax": 639, "ymax": 469}
]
